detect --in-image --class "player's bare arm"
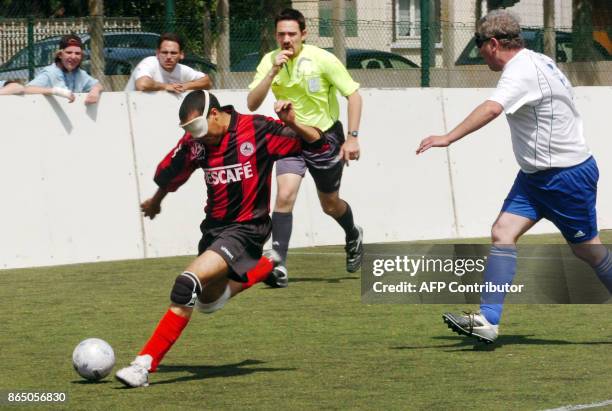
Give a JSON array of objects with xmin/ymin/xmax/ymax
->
[
  {"xmin": 141, "ymin": 188, "xmax": 168, "ymax": 219},
  {"xmin": 180, "ymin": 75, "xmax": 213, "ymax": 91},
  {"xmin": 340, "ymin": 90, "xmax": 363, "ymax": 163},
  {"xmin": 416, "ymin": 100, "xmax": 503, "ymax": 155},
  {"xmin": 275, "ymin": 100, "xmax": 322, "ymax": 143},
  {"xmin": 247, "ymin": 50, "xmax": 293, "ymax": 111},
  {"xmin": 135, "ymin": 76, "xmax": 181, "ymax": 93}
]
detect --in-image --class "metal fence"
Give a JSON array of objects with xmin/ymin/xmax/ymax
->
[
  {"xmin": 0, "ymin": 17, "xmax": 141, "ymax": 65},
  {"xmin": 0, "ymin": 16, "xmax": 610, "ymax": 90}
]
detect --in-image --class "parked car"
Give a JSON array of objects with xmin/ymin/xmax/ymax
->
[
  {"xmin": 344, "ymin": 48, "xmax": 419, "ymax": 69},
  {"xmin": 455, "ymin": 28, "xmax": 611, "ymax": 65},
  {"xmin": 93, "ymin": 54, "xmax": 215, "ymax": 77},
  {"xmin": 0, "ymin": 32, "xmax": 215, "ymax": 81},
  {"xmin": 231, "ymin": 48, "xmax": 419, "ymax": 72}
]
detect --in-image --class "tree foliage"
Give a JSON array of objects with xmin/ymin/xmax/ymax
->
[{"xmin": 0, "ymin": 0, "xmax": 291, "ymax": 67}]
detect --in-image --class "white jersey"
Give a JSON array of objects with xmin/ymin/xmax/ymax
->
[
  {"xmin": 489, "ymin": 48, "xmax": 590, "ymax": 173},
  {"xmin": 124, "ymin": 56, "xmax": 205, "ymax": 91}
]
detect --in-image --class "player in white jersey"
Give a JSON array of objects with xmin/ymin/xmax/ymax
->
[{"xmin": 417, "ymin": 9, "xmax": 611, "ymax": 343}]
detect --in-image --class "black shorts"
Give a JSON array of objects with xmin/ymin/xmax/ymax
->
[
  {"xmin": 275, "ymin": 121, "xmax": 345, "ymax": 194},
  {"xmin": 197, "ymin": 217, "xmax": 272, "ymax": 282}
]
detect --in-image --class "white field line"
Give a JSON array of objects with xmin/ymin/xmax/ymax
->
[
  {"xmin": 542, "ymin": 399, "xmax": 612, "ymax": 411},
  {"xmin": 290, "ymin": 251, "xmax": 572, "ymax": 261}
]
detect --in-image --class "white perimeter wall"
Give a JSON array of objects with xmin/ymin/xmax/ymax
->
[{"xmin": 1, "ymin": 87, "xmax": 610, "ymax": 269}]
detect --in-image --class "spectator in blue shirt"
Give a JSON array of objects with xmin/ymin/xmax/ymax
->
[{"xmin": 25, "ymin": 34, "xmax": 103, "ymax": 104}]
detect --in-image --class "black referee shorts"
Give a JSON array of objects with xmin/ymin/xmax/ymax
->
[
  {"xmin": 275, "ymin": 121, "xmax": 346, "ymax": 194},
  {"xmin": 305, "ymin": 121, "xmax": 346, "ymax": 194},
  {"xmin": 197, "ymin": 216, "xmax": 272, "ymax": 282}
]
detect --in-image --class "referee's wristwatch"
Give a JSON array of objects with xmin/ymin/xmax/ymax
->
[{"xmin": 348, "ymin": 130, "xmax": 359, "ymax": 138}]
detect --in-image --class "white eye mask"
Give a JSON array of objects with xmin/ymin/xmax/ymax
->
[{"xmin": 180, "ymin": 90, "xmax": 210, "ymax": 138}]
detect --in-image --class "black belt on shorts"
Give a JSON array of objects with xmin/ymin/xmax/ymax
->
[
  {"xmin": 325, "ymin": 121, "xmax": 343, "ymax": 135},
  {"xmin": 202, "ymin": 216, "xmax": 270, "ymax": 228}
]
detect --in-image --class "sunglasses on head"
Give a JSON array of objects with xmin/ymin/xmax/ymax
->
[{"xmin": 474, "ymin": 32, "xmax": 519, "ymax": 48}]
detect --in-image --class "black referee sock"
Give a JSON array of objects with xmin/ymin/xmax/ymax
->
[
  {"xmin": 334, "ymin": 202, "xmax": 359, "ymax": 241},
  {"xmin": 271, "ymin": 211, "xmax": 292, "ymax": 264}
]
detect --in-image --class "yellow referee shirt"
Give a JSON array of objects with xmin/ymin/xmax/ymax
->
[{"xmin": 249, "ymin": 44, "xmax": 359, "ymax": 131}]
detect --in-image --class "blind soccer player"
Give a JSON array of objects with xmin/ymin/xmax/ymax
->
[
  {"xmin": 416, "ymin": 10, "xmax": 612, "ymax": 343},
  {"xmin": 247, "ymin": 8, "xmax": 364, "ymax": 287},
  {"xmin": 115, "ymin": 91, "xmax": 329, "ymax": 387}
]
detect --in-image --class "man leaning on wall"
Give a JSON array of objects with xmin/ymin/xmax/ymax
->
[
  {"xmin": 124, "ymin": 32, "xmax": 212, "ymax": 93},
  {"xmin": 24, "ymin": 34, "xmax": 103, "ymax": 104}
]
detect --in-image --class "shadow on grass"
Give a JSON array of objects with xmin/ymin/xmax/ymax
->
[
  {"xmin": 287, "ymin": 276, "xmax": 359, "ymax": 284},
  {"xmin": 150, "ymin": 359, "xmax": 295, "ymax": 385},
  {"xmin": 72, "ymin": 379, "xmax": 113, "ymax": 384},
  {"xmin": 392, "ymin": 335, "xmax": 612, "ymax": 352}
]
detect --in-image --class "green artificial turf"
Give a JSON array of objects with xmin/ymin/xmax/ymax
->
[{"xmin": 0, "ymin": 231, "xmax": 610, "ymax": 410}]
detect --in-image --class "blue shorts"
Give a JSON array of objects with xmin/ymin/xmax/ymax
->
[{"xmin": 501, "ymin": 156, "xmax": 599, "ymax": 243}]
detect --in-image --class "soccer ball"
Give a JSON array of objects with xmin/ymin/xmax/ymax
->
[{"xmin": 72, "ymin": 338, "xmax": 115, "ymax": 381}]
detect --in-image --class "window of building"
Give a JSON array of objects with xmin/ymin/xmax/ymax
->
[
  {"xmin": 319, "ymin": 0, "xmax": 358, "ymax": 38},
  {"xmin": 394, "ymin": 0, "xmax": 441, "ymax": 41}
]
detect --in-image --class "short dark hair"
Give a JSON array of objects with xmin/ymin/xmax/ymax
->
[
  {"xmin": 158, "ymin": 32, "xmax": 184, "ymax": 51},
  {"xmin": 275, "ymin": 8, "xmax": 306, "ymax": 32},
  {"xmin": 179, "ymin": 90, "xmax": 221, "ymax": 123}
]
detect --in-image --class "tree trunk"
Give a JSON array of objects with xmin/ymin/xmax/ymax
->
[
  {"xmin": 543, "ymin": 0, "xmax": 556, "ymax": 60},
  {"xmin": 441, "ymin": 0, "xmax": 454, "ymax": 71},
  {"xmin": 202, "ymin": 3, "xmax": 212, "ymax": 61},
  {"xmin": 260, "ymin": 0, "xmax": 285, "ymax": 57},
  {"xmin": 216, "ymin": 0, "xmax": 230, "ymax": 88},
  {"xmin": 573, "ymin": 0, "xmax": 597, "ymax": 61},
  {"xmin": 332, "ymin": 0, "xmax": 346, "ymax": 65},
  {"xmin": 88, "ymin": 0, "xmax": 106, "ymax": 88}
]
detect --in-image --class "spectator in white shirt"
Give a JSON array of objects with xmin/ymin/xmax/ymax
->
[{"xmin": 125, "ymin": 32, "xmax": 212, "ymax": 92}]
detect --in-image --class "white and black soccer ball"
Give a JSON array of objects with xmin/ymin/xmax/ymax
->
[{"xmin": 72, "ymin": 338, "xmax": 115, "ymax": 381}]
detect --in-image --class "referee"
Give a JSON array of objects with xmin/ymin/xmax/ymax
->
[{"xmin": 247, "ymin": 8, "xmax": 364, "ymax": 287}]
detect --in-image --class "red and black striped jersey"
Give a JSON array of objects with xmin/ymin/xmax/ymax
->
[{"xmin": 154, "ymin": 106, "xmax": 328, "ymax": 223}]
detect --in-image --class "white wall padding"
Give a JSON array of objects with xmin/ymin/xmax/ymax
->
[
  {"xmin": 0, "ymin": 93, "xmax": 143, "ymax": 268},
  {"xmin": 0, "ymin": 87, "xmax": 610, "ymax": 269},
  {"xmin": 573, "ymin": 87, "xmax": 612, "ymax": 230}
]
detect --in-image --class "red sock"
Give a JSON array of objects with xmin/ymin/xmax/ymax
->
[
  {"xmin": 242, "ymin": 256, "xmax": 274, "ymax": 290},
  {"xmin": 139, "ymin": 309, "xmax": 190, "ymax": 372}
]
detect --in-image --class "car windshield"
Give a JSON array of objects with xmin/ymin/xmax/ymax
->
[
  {"xmin": 182, "ymin": 58, "xmax": 215, "ymax": 75},
  {"xmin": 456, "ymin": 29, "xmax": 610, "ymax": 65},
  {"xmin": 5, "ymin": 41, "xmax": 58, "ymax": 69},
  {"xmin": 103, "ymin": 34, "xmax": 159, "ymax": 49},
  {"xmin": 388, "ymin": 56, "xmax": 418, "ymax": 69}
]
